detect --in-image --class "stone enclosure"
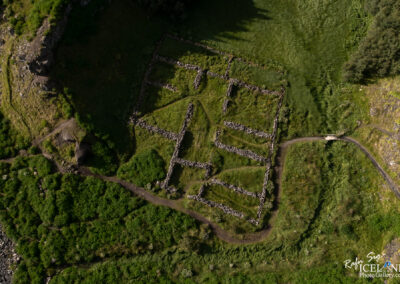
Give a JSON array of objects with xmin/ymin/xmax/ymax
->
[{"xmin": 130, "ymin": 34, "xmax": 285, "ymax": 226}]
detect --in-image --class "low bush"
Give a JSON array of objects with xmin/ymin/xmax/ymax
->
[{"xmin": 117, "ymin": 149, "xmax": 165, "ymax": 187}]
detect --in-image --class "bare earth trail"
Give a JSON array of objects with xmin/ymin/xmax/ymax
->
[
  {"xmin": 1, "ymin": 135, "xmax": 398, "ymax": 244},
  {"xmin": 78, "ymin": 135, "xmax": 400, "ymax": 244}
]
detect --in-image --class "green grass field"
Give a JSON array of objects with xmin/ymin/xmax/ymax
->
[{"xmin": 2, "ymin": 0, "xmax": 400, "ymax": 282}]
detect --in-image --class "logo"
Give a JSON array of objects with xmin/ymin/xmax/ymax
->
[{"xmin": 344, "ymin": 252, "xmax": 400, "ymax": 278}]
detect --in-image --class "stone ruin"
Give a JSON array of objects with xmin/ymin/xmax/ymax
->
[{"xmin": 130, "ymin": 33, "xmax": 286, "ymax": 225}]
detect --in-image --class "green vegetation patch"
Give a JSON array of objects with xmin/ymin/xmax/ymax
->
[
  {"xmin": 225, "ymin": 87, "xmax": 280, "ymax": 132},
  {"xmin": 117, "ymin": 149, "xmax": 166, "ymax": 187},
  {"xmin": 133, "ymin": 127, "xmax": 174, "ymax": 171},
  {"xmin": 0, "ymin": 111, "xmax": 29, "ymax": 159},
  {"xmin": 170, "ymin": 165, "xmax": 206, "ymax": 192},
  {"xmin": 147, "ymin": 62, "xmax": 197, "ymax": 94},
  {"xmin": 158, "ymin": 36, "xmax": 229, "ymax": 74},
  {"xmin": 4, "ymin": 0, "xmax": 68, "ymax": 35},
  {"xmin": 344, "ymin": 0, "xmax": 400, "ymax": 83},
  {"xmin": 273, "ymin": 141, "xmax": 326, "ymax": 243},
  {"xmin": 203, "ymin": 184, "xmax": 259, "ymax": 218},
  {"xmin": 141, "ymin": 85, "xmax": 186, "ymax": 115},
  {"xmin": 216, "ymin": 166, "xmax": 265, "ymax": 194},
  {"xmin": 0, "ymin": 156, "xmax": 199, "ymax": 283},
  {"xmin": 142, "ymin": 97, "xmax": 193, "ymax": 133},
  {"xmin": 219, "ymin": 128, "xmax": 270, "ymax": 158},
  {"xmin": 229, "ymin": 59, "xmax": 285, "ymax": 89}
]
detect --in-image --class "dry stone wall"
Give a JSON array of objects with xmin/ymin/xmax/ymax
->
[
  {"xmin": 162, "ymin": 103, "xmax": 194, "ymax": 191},
  {"xmin": 146, "ymin": 81, "xmax": 178, "ymax": 92},
  {"xmin": 132, "ymin": 118, "xmax": 178, "ymax": 141},
  {"xmin": 210, "ymin": 178, "xmax": 259, "ymax": 198},
  {"xmin": 214, "ymin": 129, "xmax": 267, "ymax": 163},
  {"xmin": 223, "ymin": 121, "xmax": 272, "ymax": 139},
  {"xmin": 187, "ymin": 195, "xmax": 246, "ymax": 219},
  {"xmin": 132, "ymin": 33, "xmax": 286, "ymax": 225}
]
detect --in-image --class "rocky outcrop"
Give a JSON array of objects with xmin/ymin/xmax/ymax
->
[
  {"xmin": 0, "ymin": 224, "xmax": 19, "ymax": 284},
  {"xmin": 21, "ymin": 5, "xmax": 73, "ymax": 76}
]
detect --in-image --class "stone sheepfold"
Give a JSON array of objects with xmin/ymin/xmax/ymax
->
[{"xmin": 131, "ymin": 33, "xmax": 286, "ymax": 225}]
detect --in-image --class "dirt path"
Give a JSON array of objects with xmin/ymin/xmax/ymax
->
[
  {"xmin": 32, "ymin": 118, "xmax": 75, "ymax": 146},
  {"xmin": 1, "ymin": 135, "xmax": 398, "ymax": 244},
  {"xmin": 77, "ymin": 166, "xmax": 270, "ymax": 244},
  {"xmin": 340, "ymin": 136, "xmax": 400, "ymax": 198},
  {"xmin": 77, "ymin": 136, "xmax": 399, "ymax": 244}
]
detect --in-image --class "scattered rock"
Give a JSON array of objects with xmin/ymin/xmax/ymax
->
[{"xmin": 0, "ymin": 224, "xmax": 19, "ymax": 283}]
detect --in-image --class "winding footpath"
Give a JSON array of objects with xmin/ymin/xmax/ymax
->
[
  {"xmin": 0, "ymin": 136, "xmax": 399, "ymax": 244},
  {"xmin": 78, "ymin": 136, "xmax": 400, "ymax": 244}
]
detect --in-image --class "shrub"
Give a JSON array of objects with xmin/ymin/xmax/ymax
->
[
  {"xmin": 0, "ymin": 112, "xmax": 28, "ymax": 159},
  {"xmin": 343, "ymin": 0, "xmax": 400, "ymax": 83},
  {"xmin": 117, "ymin": 149, "xmax": 165, "ymax": 187}
]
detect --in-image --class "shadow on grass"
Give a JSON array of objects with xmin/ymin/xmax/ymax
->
[{"xmin": 49, "ymin": 0, "xmax": 270, "ymax": 170}]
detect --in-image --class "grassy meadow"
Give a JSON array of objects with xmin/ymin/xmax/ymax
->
[{"xmin": 1, "ymin": 0, "xmax": 400, "ymax": 282}]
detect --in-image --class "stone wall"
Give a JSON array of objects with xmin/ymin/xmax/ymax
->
[
  {"xmin": 162, "ymin": 103, "xmax": 194, "ymax": 190},
  {"xmin": 223, "ymin": 121, "xmax": 272, "ymax": 139},
  {"xmin": 210, "ymin": 178, "xmax": 259, "ymax": 198},
  {"xmin": 187, "ymin": 195, "xmax": 245, "ymax": 219},
  {"xmin": 214, "ymin": 129, "xmax": 267, "ymax": 163},
  {"xmin": 132, "ymin": 118, "xmax": 178, "ymax": 141}
]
